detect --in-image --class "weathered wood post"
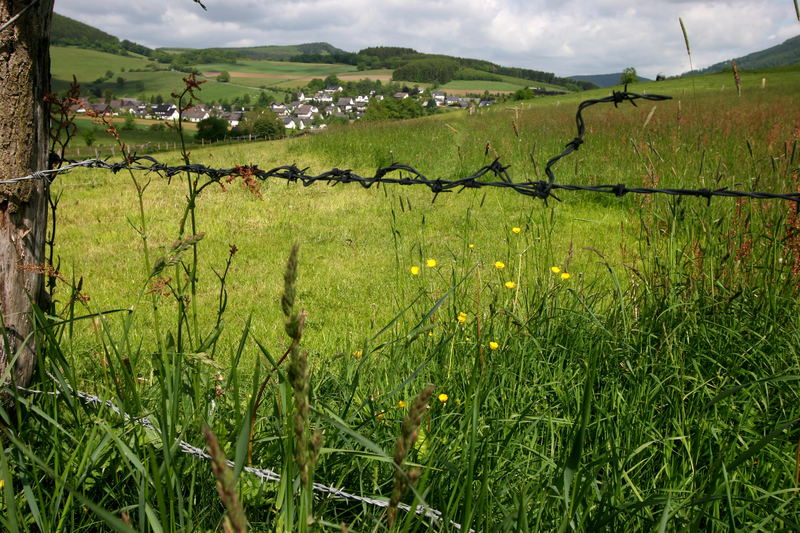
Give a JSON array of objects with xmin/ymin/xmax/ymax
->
[{"xmin": 0, "ymin": 0, "xmax": 55, "ymax": 387}]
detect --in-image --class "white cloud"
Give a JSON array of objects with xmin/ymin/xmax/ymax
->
[{"xmin": 52, "ymin": 0, "xmax": 798, "ymax": 77}]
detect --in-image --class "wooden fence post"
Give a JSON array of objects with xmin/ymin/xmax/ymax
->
[{"xmin": 0, "ymin": 0, "xmax": 55, "ymax": 388}]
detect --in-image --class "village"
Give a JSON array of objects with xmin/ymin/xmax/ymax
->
[{"xmin": 69, "ymin": 84, "xmax": 495, "ymax": 133}]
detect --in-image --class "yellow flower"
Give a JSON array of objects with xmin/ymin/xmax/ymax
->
[
  {"xmin": 489, "ymin": 341, "xmax": 499, "ymax": 350},
  {"xmin": 494, "ymin": 261, "xmax": 506, "ymax": 269},
  {"xmin": 468, "ymin": 243, "xmax": 475, "ymax": 248},
  {"xmin": 465, "ymin": 337, "xmax": 471, "ymax": 341},
  {"xmin": 550, "ymin": 266, "xmax": 561, "ymax": 274},
  {"xmin": 354, "ymin": 349, "xmax": 363, "ymax": 358},
  {"xmin": 512, "ymin": 227, "xmax": 521, "ymax": 234},
  {"xmin": 398, "ymin": 401, "xmax": 406, "ymax": 408},
  {"xmin": 457, "ymin": 312, "xmax": 467, "ymax": 323},
  {"xmin": 561, "ymin": 272, "xmax": 571, "ymax": 280},
  {"xmin": 410, "ymin": 265, "xmax": 420, "ymax": 275},
  {"xmin": 376, "ymin": 411, "xmax": 385, "ymax": 420},
  {"xmin": 504, "ymin": 281, "xmax": 516, "ymax": 289},
  {"xmin": 426, "ymin": 258, "xmax": 437, "ymax": 268},
  {"xmin": 438, "ymin": 393, "xmax": 449, "ymax": 403}
]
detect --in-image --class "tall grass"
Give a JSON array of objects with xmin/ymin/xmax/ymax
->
[{"xmin": 1, "ymin": 68, "xmax": 799, "ymax": 531}]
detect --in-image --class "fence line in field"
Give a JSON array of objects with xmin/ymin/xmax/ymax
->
[
  {"xmin": 15, "ymin": 382, "xmax": 470, "ymax": 531},
  {"xmin": 3, "ymin": 90, "xmax": 798, "ymax": 206}
]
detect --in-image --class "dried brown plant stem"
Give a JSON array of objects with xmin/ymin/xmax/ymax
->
[
  {"xmin": 388, "ymin": 384, "xmax": 435, "ymax": 528},
  {"xmin": 202, "ymin": 424, "xmax": 248, "ymax": 533}
]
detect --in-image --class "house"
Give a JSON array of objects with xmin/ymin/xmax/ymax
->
[
  {"xmin": 313, "ymin": 91, "xmax": 333, "ymax": 103},
  {"xmin": 354, "ymin": 94, "xmax": 369, "ymax": 104},
  {"xmin": 270, "ymin": 103, "xmax": 289, "ymax": 116},
  {"xmin": 432, "ymin": 91, "xmax": 446, "ymax": 105},
  {"xmin": 184, "ymin": 106, "xmax": 209, "ymax": 122},
  {"xmin": 69, "ymin": 98, "xmax": 90, "ymax": 114},
  {"xmin": 152, "ymin": 103, "xmax": 179, "ymax": 121},
  {"xmin": 336, "ymin": 97, "xmax": 354, "ymax": 112},
  {"xmin": 281, "ymin": 116, "xmax": 298, "ymax": 129},
  {"xmin": 88, "ymin": 103, "xmax": 113, "ymax": 115},
  {"xmin": 324, "ymin": 85, "xmax": 343, "ymax": 93},
  {"xmin": 294, "ymin": 104, "xmax": 318, "ymax": 119},
  {"xmin": 223, "ymin": 111, "xmax": 243, "ymax": 127},
  {"xmin": 393, "ymin": 92, "xmax": 409, "ymax": 99}
]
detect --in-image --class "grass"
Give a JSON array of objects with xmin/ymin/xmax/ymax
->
[{"xmin": 2, "ymin": 64, "xmax": 799, "ymax": 531}]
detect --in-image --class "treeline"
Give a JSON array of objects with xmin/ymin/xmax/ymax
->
[{"xmin": 349, "ymin": 47, "xmax": 598, "ymax": 91}]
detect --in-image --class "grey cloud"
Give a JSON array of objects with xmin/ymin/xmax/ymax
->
[{"xmin": 53, "ymin": 0, "xmax": 796, "ymax": 77}]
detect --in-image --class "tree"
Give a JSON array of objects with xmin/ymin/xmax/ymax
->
[
  {"xmin": 195, "ymin": 117, "xmax": 229, "ymax": 142},
  {"xmin": 0, "ymin": 0, "xmax": 54, "ymax": 388},
  {"xmin": 620, "ymin": 67, "xmax": 638, "ymax": 85},
  {"xmin": 121, "ymin": 113, "xmax": 136, "ymax": 131},
  {"xmin": 251, "ymin": 112, "xmax": 284, "ymax": 139},
  {"xmin": 216, "ymin": 70, "xmax": 230, "ymax": 82}
]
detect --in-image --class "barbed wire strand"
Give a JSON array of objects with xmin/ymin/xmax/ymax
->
[
  {"xmin": 0, "ymin": 0, "xmax": 40, "ymax": 35},
  {"xmin": 2, "ymin": 90, "xmax": 799, "ymax": 206},
  {"xmin": 14, "ymin": 382, "xmax": 469, "ymax": 531}
]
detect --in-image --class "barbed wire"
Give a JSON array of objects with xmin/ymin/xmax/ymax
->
[
  {"xmin": 14, "ymin": 381, "xmax": 470, "ymax": 531},
  {"xmin": 0, "ymin": 0, "xmax": 39, "ymax": 35},
  {"xmin": 2, "ymin": 90, "xmax": 798, "ymax": 206}
]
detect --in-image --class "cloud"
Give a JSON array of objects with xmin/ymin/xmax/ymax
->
[{"xmin": 53, "ymin": 0, "xmax": 797, "ymax": 77}]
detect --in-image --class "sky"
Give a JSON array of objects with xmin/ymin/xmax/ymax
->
[{"xmin": 53, "ymin": 0, "xmax": 800, "ymax": 78}]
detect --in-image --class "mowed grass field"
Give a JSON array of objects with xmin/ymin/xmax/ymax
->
[{"xmin": 5, "ymin": 65, "xmax": 800, "ymax": 531}]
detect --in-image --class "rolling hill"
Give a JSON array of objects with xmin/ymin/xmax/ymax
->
[
  {"xmin": 687, "ymin": 33, "xmax": 800, "ymax": 75},
  {"xmin": 49, "ymin": 12, "xmax": 582, "ymax": 97}
]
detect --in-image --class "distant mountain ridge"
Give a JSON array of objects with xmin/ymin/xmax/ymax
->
[
  {"xmin": 566, "ymin": 72, "xmax": 653, "ymax": 88},
  {"xmin": 687, "ymin": 34, "xmax": 800, "ymax": 75}
]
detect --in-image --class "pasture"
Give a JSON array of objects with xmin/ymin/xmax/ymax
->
[{"xmin": 3, "ymin": 65, "xmax": 799, "ymax": 531}]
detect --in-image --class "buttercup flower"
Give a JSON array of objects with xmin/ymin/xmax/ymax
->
[
  {"xmin": 489, "ymin": 341, "xmax": 499, "ymax": 350},
  {"xmin": 398, "ymin": 401, "xmax": 406, "ymax": 408},
  {"xmin": 410, "ymin": 265, "xmax": 420, "ymax": 275},
  {"xmin": 457, "ymin": 312, "xmax": 467, "ymax": 323},
  {"xmin": 550, "ymin": 266, "xmax": 561, "ymax": 274},
  {"xmin": 426, "ymin": 258, "xmax": 437, "ymax": 268},
  {"xmin": 504, "ymin": 281, "xmax": 516, "ymax": 289},
  {"xmin": 512, "ymin": 227, "xmax": 521, "ymax": 234},
  {"xmin": 494, "ymin": 261, "xmax": 506, "ymax": 269},
  {"xmin": 561, "ymin": 272, "xmax": 571, "ymax": 280},
  {"xmin": 438, "ymin": 393, "xmax": 449, "ymax": 403},
  {"xmin": 468, "ymin": 243, "xmax": 475, "ymax": 248},
  {"xmin": 376, "ymin": 411, "xmax": 385, "ymax": 420},
  {"xmin": 354, "ymin": 349, "xmax": 363, "ymax": 358}
]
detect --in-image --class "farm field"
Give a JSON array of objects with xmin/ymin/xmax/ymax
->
[
  {"xmin": 51, "ymin": 46, "xmax": 572, "ymax": 102},
  {"xmin": 4, "ymin": 65, "xmax": 800, "ymax": 531}
]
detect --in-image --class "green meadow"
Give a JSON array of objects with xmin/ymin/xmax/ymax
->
[{"xmin": 3, "ymin": 66, "xmax": 799, "ymax": 531}]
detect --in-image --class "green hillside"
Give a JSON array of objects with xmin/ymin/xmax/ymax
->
[
  {"xmin": 52, "ymin": 12, "xmax": 151, "ymax": 56},
  {"xmin": 690, "ymin": 33, "xmax": 800, "ymax": 74}
]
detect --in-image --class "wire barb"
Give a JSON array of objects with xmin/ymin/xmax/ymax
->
[{"xmin": 2, "ymin": 91, "xmax": 798, "ymax": 207}]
